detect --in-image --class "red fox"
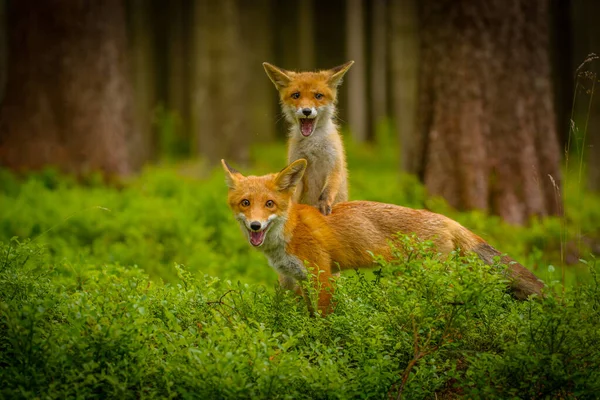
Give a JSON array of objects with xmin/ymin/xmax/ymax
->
[
  {"xmin": 222, "ymin": 159, "xmax": 545, "ymax": 315},
  {"xmin": 263, "ymin": 61, "xmax": 353, "ymax": 215}
]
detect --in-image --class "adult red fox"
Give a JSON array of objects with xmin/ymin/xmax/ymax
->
[
  {"xmin": 222, "ymin": 159, "xmax": 544, "ymax": 315},
  {"xmin": 263, "ymin": 61, "xmax": 353, "ymax": 215}
]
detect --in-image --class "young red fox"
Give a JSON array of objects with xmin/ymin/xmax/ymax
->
[
  {"xmin": 222, "ymin": 159, "xmax": 545, "ymax": 315},
  {"xmin": 263, "ymin": 61, "xmax": 353, "ymax": 215}
]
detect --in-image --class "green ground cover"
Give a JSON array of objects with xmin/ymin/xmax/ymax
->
[{"xmin": 1, "ymin": 141, "xmax": 599, "ymax": 398}]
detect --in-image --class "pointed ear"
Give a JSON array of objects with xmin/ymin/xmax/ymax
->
[
  {"xmin": 328, "ymin": 60, "xmax": 354, "ymax": 87},
  {"xmin": 263, "ymin": 62, "xmax": 292, "ymax": 90},
  {"xmin": 275, "ymin": 159, "xmax": 307, "ymax": 192},
  {"xmin": 221, "ymin": 159, "xmax": 242, "ymax": 190}
]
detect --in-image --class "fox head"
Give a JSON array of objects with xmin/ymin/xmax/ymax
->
[
  {"xmin": 263, "ymin": 61, "xmax": 354, "ymax": 138},
  {"xmin": 222, "ymin": 159, "xmax": 307, "ymax": 248}
]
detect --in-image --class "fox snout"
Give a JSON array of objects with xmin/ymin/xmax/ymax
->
[
  {"xmin": 296, "ymin": 107, "xmax": 317, "ymax": 118},
  {"xmin": 238, "ymin": 215, "xmax": 276, "ymax": 247},
  {"xmin": 295, "ymin": 107, "xmax": 318, "ymax": 137}
]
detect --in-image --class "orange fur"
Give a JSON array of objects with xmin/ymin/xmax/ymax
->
[
  {"xmin": 263, "ymin": 61, "xmax": 353, "ymax": 215},
  {"xmin": 223, "ymin": 160, "xmax": 545, "ymax": 315}
]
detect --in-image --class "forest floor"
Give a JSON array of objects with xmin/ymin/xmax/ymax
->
[{"xmin": 1, "ymin": 140, "xmax": 599, "ymax": 398}]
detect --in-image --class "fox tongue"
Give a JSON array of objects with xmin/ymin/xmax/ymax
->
[
  {"xmin": 250, "ymin": 230, "xmax": 266, "ymax": 246},
  {"xmin": 300, "ymin": 119, "xmax": 315, "ymax": 137}
]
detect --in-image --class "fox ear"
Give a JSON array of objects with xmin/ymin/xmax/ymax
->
[
  {"xmin": 263, "ymin": 62, "xmax": 292, "ymax": 89},
  {"xmin": 275, "ymin": 159, "xmax": 307, "ymax": 192},
  {"xmin": 221, "ymin": 159, "xmax": 242, "ymax": 190},
  {"xmin": 328, "ymin": 60, "xmax": 354, "ymax": 87}
]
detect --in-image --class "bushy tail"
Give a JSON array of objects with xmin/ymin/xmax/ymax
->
[{"xmin": 452, "ymin": 223, "xmax": 545, "ymax": 299}]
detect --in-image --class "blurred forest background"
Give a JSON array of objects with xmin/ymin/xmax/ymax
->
[
  {"xmin": 0, "ymin": 0, "xmax": 598, "ymax": 226},
  {"xmin": 3, "ymin": 3, "xmax": 600, "ymax": 396}
]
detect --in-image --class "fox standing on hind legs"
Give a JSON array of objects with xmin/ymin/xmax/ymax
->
[{"xmin": 263, "ymin": 61, "xmax": 353, "ymax": 215}]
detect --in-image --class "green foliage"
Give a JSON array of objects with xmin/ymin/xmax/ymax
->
[
  {"xmin": 1, "ymin": 238, "xmax": 599, "ymax": 398},
  {"xmin": 1, "ymin": 141, "xmax": 597, "ymax": 286},
  {"xmin": 0, "ymin": 141, "xmax": 599, "ymax": 397},
  {"xmin": 0, "ymin": 165, "xmax": 271, "ymax": 284}
]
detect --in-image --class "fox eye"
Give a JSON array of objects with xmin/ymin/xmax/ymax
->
[
  {"xmin": 291, "ymin": 92, "xmax": 300, "ymax": 99},
  {"xmin": 265, "ymin": 200, "xmax": 275, "ymax": 208},
  {"xmin": 241, "ymin": 199, "xmax": 250, "ymax": 207},
  {"xmin": 314, "ymin": 93, "xmax": 324, "ymax": 100}
]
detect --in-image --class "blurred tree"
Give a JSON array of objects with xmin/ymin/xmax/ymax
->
[
  {"xmin": 272, "ymin": 0, "xmax": 300, "ymax": 138},
  {"xmin": 0, "ymin": 0, "xmax": 6, "ymax": 104},
  {"xmin": 273, "ymin": 0, "xmax": 299, "ymax": 70},
  {"xmin": 346, "ymin": 0, "xmax": 368, "ymax": 142},
  {"xmin": 415, "ymin": 0, "xmax": 562, "ymax": 225},
  {"xmin": 389, "ymin": 0, "xmax": 420, "ymax": 174},
  {"xmin": 370, "ymin": 0, "xmax": 388, "ymax": 134},
  {"xmin": 0, "ymin": 0, "xmax": 136, "ymax": 175},
  {"xmin": 166, "ymin": 0, "xmax": 192, "ymax": 153},
  {"xmin": 571, "ymin": 0, "xmax": 600, "ymax": 192},
  {"xmin": 550, "ymin": 0, "xmax": 573, "ymax": 150},
  {"xmin": 128, "ymin": 0, "xmax": 158, "ymax": 166},
  {"xmin": 584, "ymin": 67, "xmax": 600, "ymax": 192},
  {"xmin": 241, "ymin": 0, "xmax": 276, "ymax": 143},
  {"xmin": 298, "ymin": 0, "xmax": 315, "ymax": 71},
  {"xmin": 190, "ymin": 0, "xmax": 248, "ymax": 165}
]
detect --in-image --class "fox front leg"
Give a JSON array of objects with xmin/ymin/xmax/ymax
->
[
  {"xmin": 317, "ymin": 171, "xmax": 341, "ymax": 215},
  {"xmin": 317, "ymin": 190, "xmax": 332, "ymax": 215}
]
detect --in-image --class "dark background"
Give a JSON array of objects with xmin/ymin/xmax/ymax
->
[{"xmin": 0, "ymin": 0, "xmax": 598, "ymax": 224}]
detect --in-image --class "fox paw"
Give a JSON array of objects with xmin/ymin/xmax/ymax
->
[{"xmin": 318, "ymin": 200, "xmax": 332, "ymax": 215}]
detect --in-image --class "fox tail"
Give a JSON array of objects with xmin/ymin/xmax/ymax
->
[{"xmin": 451, "ymin": 222, "xmax": 545, "ymax": 299}]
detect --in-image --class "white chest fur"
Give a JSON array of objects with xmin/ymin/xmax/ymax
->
[
  {"xmin": 289, "ymin": 122, "xmax": 339, "ymax": 203},
  {"xmin": 264, "ymin": 246, "xmax": 307, "ymax": 282},
  {"xmin": 289, "ymin": 121, "xmax": 338, "ymax": 162},
  {"xmin": 261, "ymin": 223, "xmax": 307, "ymax": 282}
]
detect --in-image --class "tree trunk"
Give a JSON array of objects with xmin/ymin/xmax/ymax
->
[
  {"xmin": 370, "ymin": 0, "xmax": 387, "ymax": 135},
  {"xmin": 298, "ymin": 0, "xmax": 315, "ymax": 71},
  {"xmin": 0, "ymin": 0, "xmax": 135, "ymax": 175},
  {"xmin": 241, "ymin": 0, "xmax": 275, "ymax": 143},
  {"xmin": 128, "ymin": 0, "xmax": 157, "ymax": 167},
  {"xmin": 0, "ymin": 0, "xmax": 6, "ymax": 104},
  {"xmin": 190, "ymin": 0, "xmax": 248, "ymax": 165},
  {"xmin": 418, "ymin": 0, "xmax": 562, "ymax": 225},
  {"xmin": 390, "ymin": 0, "xmax": 420, "ymax": 174},
  {"xmin": 166, "ymin": 0, "xmax": 192, "ymax": 154},
  {"xmin": 346, "ymin": 0, "xmax": 368, "ymax": 142},
  {"xmin": 584, "ymin": 64, "xmax": 600, "ymax": 192},
  {"xmin": 571, "ymin": 0, "xmax": 600, "ymax": 192}
]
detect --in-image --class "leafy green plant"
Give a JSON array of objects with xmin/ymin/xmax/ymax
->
[
  {"xmin": 0, "ymin": 138, "xmax": 599, "ymax": 398},
  {"xmin": 1, "ymin": 235, "xmax": 598, "ymax": 399}
]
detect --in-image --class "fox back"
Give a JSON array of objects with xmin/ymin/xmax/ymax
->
[
  {"xmin": 263, "ymin": 61, "xmax": 353, "ymax": 215},
  {"xmin": 223, "ymin": 159, "xmax": 545, "ymax": 315}
]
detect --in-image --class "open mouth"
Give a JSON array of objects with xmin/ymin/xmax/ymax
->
[
  {"xmin": 248, "ymin": 224, "xmax": 270, "ymax": 247},
  {"xmin": 299, "ymin": 118, "xmax": 316, "ymax": 137}
]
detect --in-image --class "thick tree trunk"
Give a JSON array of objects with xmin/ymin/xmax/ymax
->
[
  {"xmin": 166, "ymin": 0, "xmax": 192, "ymax": 153},
  {"xmin": 571, "ymin": 0, "xmax": 600, "ymax": 192},
  {"xmin": 0, "ymin": 0, "xmax": 6, "ymax": 104},
  {"xmin": 271, "ymin": 0, "xmax": 300, "ymax": 139},
  {"xmin": 370, "ymin": 0, "xmax": 387, "ymax": 134},
  {"xmin": 0, "ymin": 0, "xmax": 135, "ymax": 175},
  {"xmin": 390, "ymin": 0, "xmax": 420, "ymax": 174},
  {"xmin": 418, "ymin": 0, "xmax": 562, "ymax": 225},
  {"xmin": 298, "ymin": 0, "xmax": 315, "ymax": 71},
  {"xmin": 346, "ymin": 0, "xmax": 368, "ymax": 142},
  {"xmin": 128, "ymin": 0, "xmax": 157, "ymax": 167},
  {"xmin": 585, "ymin": 66, "xmax": 600, "ymax": 192},
  {"xmin": 190, "ymin": 0, "xmax": 248, "ymax": 165},
  {"xmin": 241, "ymin": 0, "xmax": 275, "ymax": 143}
]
